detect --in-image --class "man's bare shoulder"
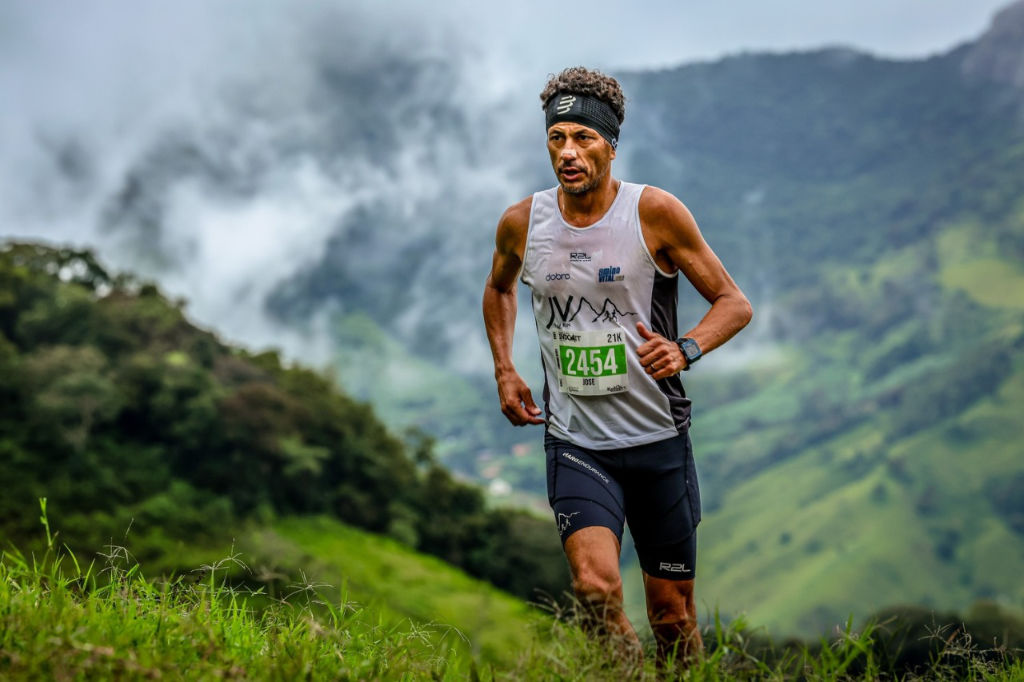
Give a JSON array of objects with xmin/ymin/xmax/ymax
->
[
  {"xmin": 498, "ymin": 196, "xmax": 533, "ymax": 230},
  {"xmin": 638, "ymin": 185, "xmax": 693, "ymax": 226},
  {"xmin": 495, "ymin": 195, "xmax": 533, "ymax": 252}
]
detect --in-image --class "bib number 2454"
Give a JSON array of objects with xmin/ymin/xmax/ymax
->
[{"xmin": 553, "ymin": 329, "xmax": 629, "ymax": 395}]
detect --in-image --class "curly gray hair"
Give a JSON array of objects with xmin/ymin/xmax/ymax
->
[{"xmin": 539, "ymin": 66, "xmax": 625, "ymax": 124}]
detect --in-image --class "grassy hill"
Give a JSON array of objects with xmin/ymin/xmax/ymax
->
[
  {"xmin": 6, "ymin": 509, "xmax": 1023, "ymax": 680},
  {"xmin": 96, "ymin": 514, "xmax": 544, "ymax": 666},
  {"xmin": 0, "ymin": 507, "xmax": 537, "ymax": 679},
  {"xmin": 244, "ymin": 516, "xmax": 542, "ymax": 664}
]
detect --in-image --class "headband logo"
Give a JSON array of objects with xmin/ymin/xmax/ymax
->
[{"xmin": 556, "ymin": 95, "xmax": 576, "ymax": 114}]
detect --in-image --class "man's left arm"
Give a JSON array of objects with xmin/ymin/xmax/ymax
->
[{"xmin": 635, "ymin": 186, "xmax": 753, "ymax": 380}]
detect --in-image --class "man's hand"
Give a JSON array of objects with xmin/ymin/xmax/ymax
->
[
  {"xmin": 636, "ymin": 322, "xmax": 686, "ymax": 380},
  {"xmin": 496, "ymin": 371, "xmax": 545, "ymax": 426}
]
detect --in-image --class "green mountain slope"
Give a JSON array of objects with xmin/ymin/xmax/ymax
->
[
  {"xmin": 696, "ymin": 359, "xmax": 1023, "ymax": 634},
  {"xmin": 621, "ymin": 209, "xmax": 1024, "ymax": 634}
]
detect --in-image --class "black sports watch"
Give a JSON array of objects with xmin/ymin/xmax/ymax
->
[{"xmin": 676, "ymin": 337, "xmax": 702, "ymax": 371}]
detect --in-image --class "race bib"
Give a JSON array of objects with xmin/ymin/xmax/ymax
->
[{"xmin": 551, "ymin": 328, "xmax": 629, "ymax": 395}]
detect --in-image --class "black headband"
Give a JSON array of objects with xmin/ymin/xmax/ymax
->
[{"xmin": 544, "ymin": 92, "xmax": 620, "ymax": 149}]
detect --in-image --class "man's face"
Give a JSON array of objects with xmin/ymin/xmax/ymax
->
[{"xmin": 546, "ymin": 122, "xmax": 616, "ymax": 196}]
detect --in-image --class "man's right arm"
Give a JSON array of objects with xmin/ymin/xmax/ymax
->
[{"xmin": 482, "ymin": 198, "xmax": 544, "ymax": 426}]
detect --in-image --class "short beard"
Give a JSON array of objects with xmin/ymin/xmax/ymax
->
[{"xmin": 561, "ymin": 167, "xmax": 608, "ymax": 196}]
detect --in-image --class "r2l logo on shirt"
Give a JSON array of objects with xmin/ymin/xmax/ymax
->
[{"xmin": 659, "ymin": 562, "xmax": 692, "ymax": 574}]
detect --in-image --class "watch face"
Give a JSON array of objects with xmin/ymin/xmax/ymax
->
[{"xmin": 680, "ymin": 339, "xmax": 700, "ymax": 360}]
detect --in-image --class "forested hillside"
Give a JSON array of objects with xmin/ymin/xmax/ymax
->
[{"xmin": 0, "ymin": 242, "xmax": 569, "ymax": 603}]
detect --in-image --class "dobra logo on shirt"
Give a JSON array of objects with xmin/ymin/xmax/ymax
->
[{"xmin": 546, "ymin": 273, "xmax": 570, "ymax": 281}]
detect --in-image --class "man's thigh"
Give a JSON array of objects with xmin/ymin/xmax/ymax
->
[
  {"xmin": 545, "ymin": 436, "xmax": 626, "ymax": 545},
  {"xmin": 621, "ymin": 433, "xmax": 700, "ymax": 580}
]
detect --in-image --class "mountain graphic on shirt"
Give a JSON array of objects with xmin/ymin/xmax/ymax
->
[{"xmin": 544, "ymin": 295, "xmax": 637, "ymax": 329}]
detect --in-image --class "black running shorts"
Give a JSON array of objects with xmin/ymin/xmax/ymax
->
[{"xmin": 544, "ymin": 431, "xmax": 701, "ymax": 580}]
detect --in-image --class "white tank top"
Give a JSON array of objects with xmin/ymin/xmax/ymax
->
[{"xmin": 521, "ymin": 181, "xmax": 691, "ymax": 450}]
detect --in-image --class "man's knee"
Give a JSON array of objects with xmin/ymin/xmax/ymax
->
[
  {"xmin": 573, "ymin": 564, "xmax": 624, "ymax": 606},
  {"xmin": 645, "ymin": 578, "xmax": 696, "ymax": 625},
  {"xmin": 565, "ymin": 526, "xmax": 624, "ymax": 607},
  {"xmin": 649, "ymin": 610, "xmax": 697, "ymax": 634},
  {"xmin": 646, "ymin": 579, "xmax": 701, "ymax": 663},
  {"xmin": 648, "ymin": 605, "xmax": 696, "ymax": 632}
]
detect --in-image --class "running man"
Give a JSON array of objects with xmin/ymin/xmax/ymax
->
[{"xmin": 482, "ymin": 66, "xmax": 752, "ymax": 666}]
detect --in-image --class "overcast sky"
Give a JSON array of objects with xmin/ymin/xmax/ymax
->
[
  {"xmin": 4, "ymin": 1, "xmax": 1013, "ymax": 144},
  {"xmin": 2, "ymin": 1, "xmax": 1014, "ymax": 75},
  {"xmin": 430, "ymin": 0, "xmax": 1013, "ymax": 70}
]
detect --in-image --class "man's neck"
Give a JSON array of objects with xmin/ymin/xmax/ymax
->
[{"xmin": 559, "ymin": 177, "xmax": 620, "ymax": 227}]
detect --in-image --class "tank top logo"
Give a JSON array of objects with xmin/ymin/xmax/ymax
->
[{"xmin": 598, "ymin": 265, "xmax": 624, "ymax": 283}]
